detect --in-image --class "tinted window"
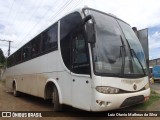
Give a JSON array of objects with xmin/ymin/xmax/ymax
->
[
  {"xmin": 60, "ymin": 12, "xmax": 82, "ymax": 71},
  {"xmin": 31, "ymin": 36, "xmax": 41, "ymax": 56},
  {"xmin": 22, "ymin": 43, "xmax": 31, "ymax": 60},
  {"xmin": 16, "ymin": 50, "xmax": 22, "ymax": 63},
  {"xmin": 73, "ymin": 35, "xmax": 87, "ymax": 64},
  {"xmin": 71, "ymin": 28, "xmax": 90, "ymax": 74},
  {"xmin": 42, "ymin": 23, "xmax": 58, "ymax": 52},
  {"xmin": 60, "ymin": 12, "xmax": 82, "ymax": 40},
  {"xmin": 7, "ymin": 22, "xmax": 58, "ymax": 67}
]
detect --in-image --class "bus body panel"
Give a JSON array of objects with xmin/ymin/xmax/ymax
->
[
  {"xmin": 57, "ymin": 71, "xmax": 72, "ymax": 105},
  {"xmin": 6, "ymin": 51, "xmax": 58, "ymax": 98},
  {"xmin": 71, "ymin": 73, "xmax": 92, "ymax": 111},
  {"xmin": 6, "ymin": 49, "xmax": 74, "ymax": 105},
  {"xmin": 89, "ymin": 76, "xmax": 150, "ymax": 111},
  {"xmin": 101, "ymin": 76, "xmax": 148, "ymax": 91},
  {"xmin": 92, "ymin": 75, "xmax": 148, "ymax": 91},
  {"xmin": 90, "ymin": 88, "xmax": 150, "ymax": 111}
]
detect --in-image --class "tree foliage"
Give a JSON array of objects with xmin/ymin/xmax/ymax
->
[{"xmin": 0, "ymin": 48, "xmax": 6, "ymax": 65}]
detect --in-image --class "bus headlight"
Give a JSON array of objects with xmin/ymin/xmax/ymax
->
[
  {"xmin": 144, "ymin": 82, "xmax": 150, "ymax": 89},
  {"xmin": 96, "ymin": 86, "xmax": 119, "ymax": 94}
]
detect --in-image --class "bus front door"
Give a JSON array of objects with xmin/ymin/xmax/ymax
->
[{"xmin": 71, "ymin": 28, "xmax": 92, "ymax": 111}]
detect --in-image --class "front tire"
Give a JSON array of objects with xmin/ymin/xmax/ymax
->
[{"xmin": 52, "ymin": 86, "xmax": 62, "ymax": 111}]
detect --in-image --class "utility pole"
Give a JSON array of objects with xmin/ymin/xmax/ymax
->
[{"xmin": 0, "ymin": 39, "xmax": 13, "ymax": 56}]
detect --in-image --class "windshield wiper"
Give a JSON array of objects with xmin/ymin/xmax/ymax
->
[
  {"xmin": 130, "ymin": 48, "xmax": 146, "ymax": 75},
  {"xmin": 119, "ymin": 36, "xmax": 126, "ymax": 75}
]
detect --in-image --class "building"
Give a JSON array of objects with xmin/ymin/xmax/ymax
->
[{"xmin": 149, "ymin": 58, "xmax": 160, "ymax": 67}]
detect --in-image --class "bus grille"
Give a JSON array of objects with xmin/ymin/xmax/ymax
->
[{"xmin": 120, "ymin": 95, "xmax": 144, "ymax": 108}]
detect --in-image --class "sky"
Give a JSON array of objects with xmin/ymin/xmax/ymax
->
[{"xmin": 0, "ymin": 0, "xmax": 160, "ymax": 60}]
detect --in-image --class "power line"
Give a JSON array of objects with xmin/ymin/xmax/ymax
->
[
  {"xmin": 3, "ymin": 0, "xmax": 15, "ymax": 40},
  {"xmin": 18, "ymin": 0, "xmax": 44, "ymax": 35},
  {"xmin": 11, "ymin": 0, "xmax": 43, "ymax": 48},
  {"xmin": 15, "ymin": 0, "xmax": 73, "ymax": 48},
  {"xmin": 14, "ymin": 0, "xmax": 83, "ymax": 51},
  {"xmin": 49, "ymin": 0, "xmax": 74, "ymax": 22},
  {"xmin": 52, "ymin": 0, "xmax": 83, "ymax": 21},
  {"xmin": 1, "ymin": 0, "xmax": 15, "ymax": 55},
  {"xmin": 2, "ymin": 0, "xmax": 81, "ymax": 55},
  {"xmin": 8, "ymin": 0, "xmax": 25, "ymax": 34},
  {"xmin": 14, "ymin": 0, "xmax": 60, "ymax": 48},
  {"xmin": 36, "ymin": 0, "xmax": 74, "ymax": 33},
  {"xmin": 3, "ymin": 0, "xmax": 42, "ymax": 50},
  {"xmin": 43, "ymin": 0, "xmax": 82, "ymax": 34},
  {"xmin": 6, "ymin": 0, "xmax": 15, "ymax": 22}
]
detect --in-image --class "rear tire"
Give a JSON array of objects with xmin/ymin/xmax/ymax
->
[
  {"xmin": 13, "ymin": 83, "xmax": 20, "ymax": 97},
  {"xmin": 52, "ymin": 86, "xmax": 62, "ymax": 111}
]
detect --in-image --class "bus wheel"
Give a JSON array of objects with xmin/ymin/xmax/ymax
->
[
  {"xmin": 13, "ymin": 83, "xmax": 20, "ymax": 97},
  {"xmin": 52, "ymin": 86, "xmax": 62, "ymax": 111}
]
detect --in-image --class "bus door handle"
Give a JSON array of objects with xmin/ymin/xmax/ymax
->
[{"xmin": 73, "ymin": 79, "xmax": 75, "ymax": 82}]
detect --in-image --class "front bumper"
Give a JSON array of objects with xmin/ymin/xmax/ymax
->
[{"xmin": 90, "ymin": 88, "xmax": 150, "ymax": 111}]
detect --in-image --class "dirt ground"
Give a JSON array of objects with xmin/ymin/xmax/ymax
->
[{"xmin": 0, "ymin": 81, "xmax": 160, "ymax": 120}]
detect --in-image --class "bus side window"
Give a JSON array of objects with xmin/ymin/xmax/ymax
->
[
  {"xmin": 60, "ymin": 12, "xmax": 84, "ymax": 71},
  {"xmin": 42, "ymin": 30, "xmax": 48, "ymax": 51},
  {"xmin": 31, "ymin": 36, "xmax": 41, "ymax": 57},
  {"xmin": 47, "ymin": 24, "xmax": 58, "ymax": 49},
  {"xmin": 42, "ymin": 23, "xmax": 58, "ymax": 52},
  {"xmin": 17, "ymin": 50, "xmax": 22, "ymax": 63},
  {"xmin": 71, "ymin": 29, "xmax": 90, "ymax": 74},
  {"xmin": 22, "ymin": 43, "xmax": 31, "ymax": 60}
]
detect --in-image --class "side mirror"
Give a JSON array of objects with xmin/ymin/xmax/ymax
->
[
  {"xmin": 132, "ymin": 27, "xmax": 138, "ymax": 37},
  {"xmin": 86, "ymin": 23, "xmax": 96, "ymax": 43},
  {"xmin": 82, "ymin": 15, "xmax": 96, "ymax": 43}
]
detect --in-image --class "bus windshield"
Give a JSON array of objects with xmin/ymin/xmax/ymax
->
[
  {"xmin": 118, "ymin": 20, "xmax": 147, "ymax": 75},
  {"xmin": 85, "ymin": 9, "xmax": 147, "ymax": 77}
]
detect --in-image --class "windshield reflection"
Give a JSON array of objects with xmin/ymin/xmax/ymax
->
[
  {"xmin": 118, "ymin": 20, "xmax": 147, "ymax": 75},
  {"xmin": 86, "ymin": 9, "xmax": 147, "ymax": 77}
]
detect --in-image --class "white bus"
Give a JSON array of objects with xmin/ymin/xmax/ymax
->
[{"xmin": 5, "ymin": 8, "xmax": 150, "ymax": 112}]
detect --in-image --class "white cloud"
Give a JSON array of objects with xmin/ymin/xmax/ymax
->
[
  {"xmin": 86, "ymin": 0, "xmax": 160, "ymax": 29},
  {"xmin": 149, "ymin": 31, "xmax": 160, "ymax": 49},
  {"xmin": 149, "ymin": 31, "xmax": 160, "ymax": 59}
]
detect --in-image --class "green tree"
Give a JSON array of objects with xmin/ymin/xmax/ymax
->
[{"xmin": 0, "ymin": 48, "xmax": 6, "ymax": 66}]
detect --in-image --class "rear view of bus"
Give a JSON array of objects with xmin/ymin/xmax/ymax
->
[{"xmin": 80, "ymin": 8, "xmax": 150, "ymax": 111}]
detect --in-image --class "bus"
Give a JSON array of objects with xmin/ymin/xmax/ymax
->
[
  {"xmin": 152, "ymin": 65, "xmax": 160, "ymax": 81},
  {"xmin": 5, "ymin": 7, "xmax": 150, "ymax": 112}
]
